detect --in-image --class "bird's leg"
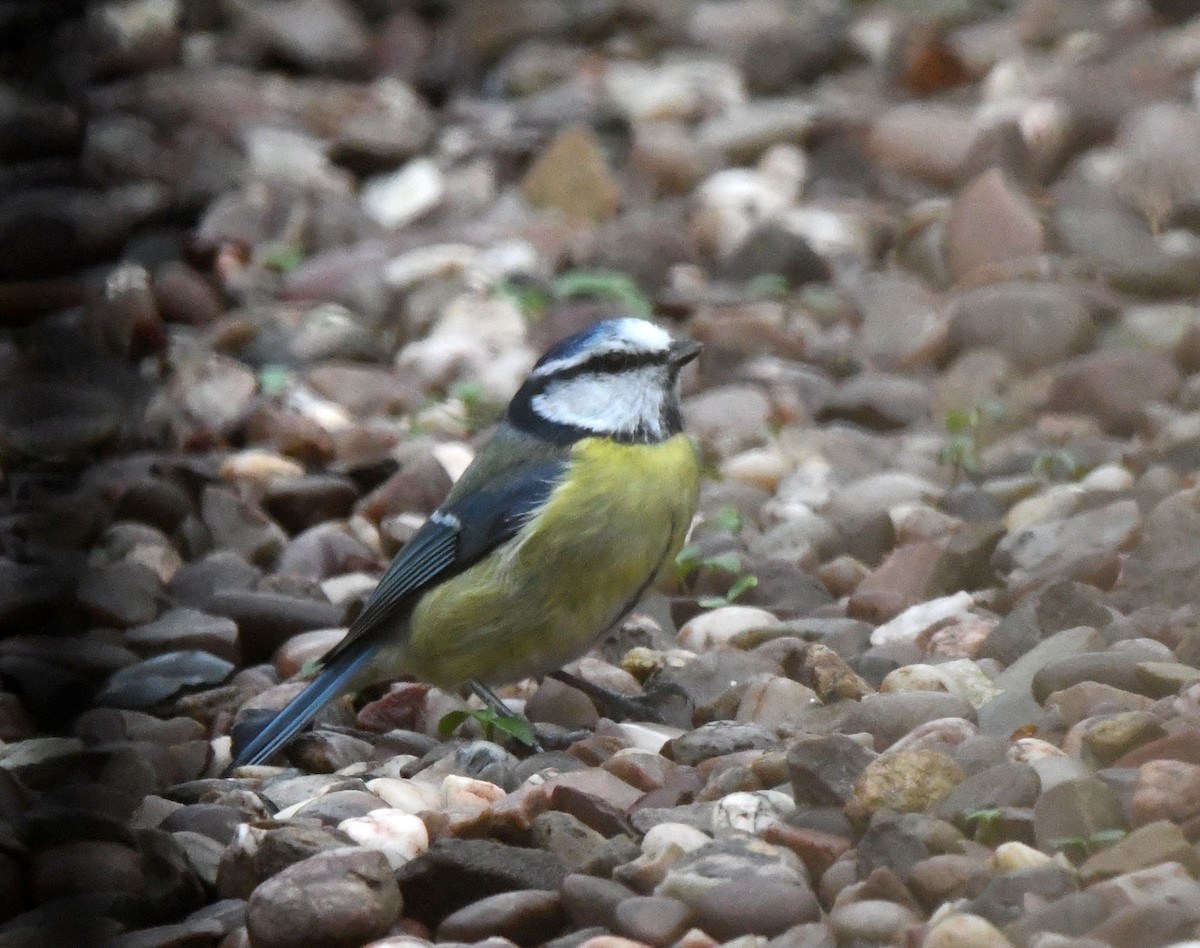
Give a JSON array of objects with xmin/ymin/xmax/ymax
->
[
  {"xmin": 549, "ymin": 669, "xmax": 672, "ymax": 724},
  {"xmin": 468, "ymin": 679, "xmax": 521, "ymax": 719},
  {"xmin": 467, "ymin": 679, "xmax": 548, "ymax": 753}
]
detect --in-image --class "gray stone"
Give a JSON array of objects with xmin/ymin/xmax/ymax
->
[{"xmin": 246, "ymin": 848, "xmax": 401, "ymax": 948}]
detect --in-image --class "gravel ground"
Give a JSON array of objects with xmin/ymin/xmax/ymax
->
[{"xmin": 8, "ymin": 1, "xmax": 1200, "ymax": 946}]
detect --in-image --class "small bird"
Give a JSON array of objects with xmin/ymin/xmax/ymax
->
[{"xmin": 229, "ymin": 317, "xmax": 701, "ymax": 768}]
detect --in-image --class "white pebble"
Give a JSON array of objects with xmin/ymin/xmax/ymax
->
[
  {"xmin": 361, "ymin": 157, "xmax": 445, "ymax": 229},
  {"xmin": 870, "ymin": 592, "xmax": 975, "ymax": 647},
  {"xmin": 990, "ymin": 842, "xmax": 1051, "ymax": 873},
  {"xmin": 365, "ymin": 777, "xmax": 439, "ymax": 813},
  {"xmin": 677, "ymin": 606, "xmax": 779, "ymax": 651},
  {"xmin": 338, "ymin": 809, "xmax": 429, "ymax": 869},
  {"xmin": 608, "ymin": 722, "xmax": 683, "ymax": 754},
  {"xmin": 642, "ymin": 822, "xmax": 712, "ymax": 857},
  {"xmin": 440, "ymin": 774, "xmax": 505, "ymax": 810},
  {"xmin": 712, "ymin": 790, "xmax": 795, "ymax": 836}
]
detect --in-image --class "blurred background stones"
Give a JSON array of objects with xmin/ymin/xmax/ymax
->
[{"xmin": 11, "ymin": 0, "xmax": 1200, "ymax": 945}]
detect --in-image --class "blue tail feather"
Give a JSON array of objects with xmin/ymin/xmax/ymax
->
[{"xmin": 226, "ymin": 642, "xmax": 380, "ymax": 771}]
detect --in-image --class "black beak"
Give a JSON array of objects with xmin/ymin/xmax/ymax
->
[{"xmin": 668, "ymin": 338, "xmax": 702, "ymax": 367}]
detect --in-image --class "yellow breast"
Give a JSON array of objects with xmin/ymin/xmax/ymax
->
[{"xmin": 401, "ymin": 434, "xmax": 699, "ymax": 687}]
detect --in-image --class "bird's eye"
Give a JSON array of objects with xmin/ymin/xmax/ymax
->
[{"xmin": 590, "ymin": 352, "xmax": 637, "ymax": 374}]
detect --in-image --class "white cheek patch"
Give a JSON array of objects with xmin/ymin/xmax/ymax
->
[{"xmin": 532, "ymin": 369, "xmax": 667, "ymax": 438}]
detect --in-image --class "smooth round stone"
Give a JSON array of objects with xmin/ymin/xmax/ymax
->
[
  {"xmin": 435, "ymin": 889, "xmax": 565, "ymax": 946},
  {"xmin": 641, "ymin": 822, "xmax": 712, "ymax": 858},
  {"xmin": 216, "ymin": 821, "xmax": 354, "ymax": 900},
  {"xmin": 712, "ymin": 790, "xmax": 795, "ymax": 836},
  {"xmin": 32, "ymin": 840, "xmax": 145, "ymax": 901},
  {"xmin": 1031, "ymin": 651, "xmax": 1157, "ymax": 704},
  {"xmin": 338, "ymin": 809, "xmax": 428, "ymax": 869},
  {"xmin": 828, "ymin": 899, "xmax": 919, "ymax": 944},
  {"xmin": 530, "ymin": 811, "xmax": 607, "ymax": 873},
  {"xmin": 561, "ymin": 874, "xmax": 635, "ymax": 930},
  {"xmin": 246, "ymin": 848, "xmax": 401, "ymax": 948},
  {"xmin": 846, "ymin": 751, "xmax": 964, "ymax": 821},
  {"xmin": 1130, "ymin": 759, "xmax": 1200, "ymax": 825},
  {"xmin": 906, "ymin": 854, "xmax": 991, "ymax": 910},
  {"xmin": 613, "ymin": 895, "xmax": 693, "ymax": 946},
  {"xmin": 666, "ymin": 721, "xmax": 777, "ymax": 766},
  {"xmin": 290, "ymin": 790, "xmax": 389, "ymax": 824},
  {"xmin": 923, "ymin": 912, "xmax": 1013, "ymax": 948},
  {"xmin": 989, "ymin": 842, "xmax": 1052, "ymax": 873},
  {"xmin": 685, "ymin": 879, "xmax": 820, "ymax": 940},
  {"xmin": 945, "ymin": 281, "xmax": 1087, "ymax": 371},
  {"xmin": 677, "ymin": 606, "xmax": 779, "ymax": 651}
]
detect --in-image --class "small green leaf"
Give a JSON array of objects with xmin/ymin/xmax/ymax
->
[
  {"xmin": 700, "ymin": 552, "xmax": 744, "ymax": 574},
  {"xmin": 725, "ymin": 573, "xmax": 758, "ymax": 603},
  {"xmin": 747, "ymin": 273, "xmax": 789, "ymax": 297},
  {"xmin": 1033, "ymin": 448, "xmax": 1083, "ymax": 481},
  {"xmin": 299, "ymin": 658, "xmax": 322, "ymax": 679},
  {"xmin": 497, "ymin": 279, "xmax": 550, "ymax": 319},
  {"xmin": 490, "ymin": 714, "xmax": 538, "ymax": 747},
  {"xmin": 437, "ymin": 710, "xmax": 472, "ymax": 738},
  {"xmin": 259, "ymin": 364, "xmax": 291, "ymax": 396},
  {"xmin": 944, "ymin": 407, "xmax": 974, "ymax": 435},
  {"xmin": 552, "ymin": 269, "xmax": 652, "ymax": 317},
  {"xmin": 261, "ymin": 244, "xmax": 305, "ymax": 273},
  {"xmin": 450, "ymin": 380, "xmax": 484, "ymax": 407},
  {"xmin": 697, "ymin": 594, "xmax": 730, "ymax": 609},
  {"xmin": 438, "ymin": 706, "xmax": 538, "ymax": 747},
  {"xmin": 713, "ymin": 506, "xmax": 744, "ymax": 535},
  {"xmin": 673, "ymin": 543, "xmax": 703, "ymax": 580}
]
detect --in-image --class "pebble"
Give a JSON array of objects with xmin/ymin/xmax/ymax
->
[
  {"xmin": 922, "ymin": 912, "xmax": 1015, "ymax": 948},
  {"xmin": 521, "ymin": 124, "xmax": 622, "ymax": 222},
  {"xmin": 685, "ymin": 879, "xmax": 820, "ymax": 940},
  {"xmin": 126, "ymin": 608, "xmax": 240, "ymax": 663},
  {"xmin": 846, "ymin": 751, "xmax": 965, "ymax": 822},
  {"xmin": 828, "ymin": 899, "xmax": 921, "ymax": 945},
  {"xmin": 338, "ymin": 809, "xmax": 429, "ymax": 869},
  {"xmin": 677, "ymin": 606, "xmax": 778, "ymax": 651},
  {"xmin": 945, "ymin": 281, "xmax": 1092, "ymax": 371},
  {"xmin": 26, "ymin": 5, "xmax": 1200, "ymax": 948},
  {"xmin": 361, "ymin": 157, "xmax": 444, "ymax": 229},
  {"xmin": 246, "ymin": 848, "xmax": 402, "ymax": 948},
  {"xmin": 613, "ymin": 895, "xmax": 693, "ymax": 946},
  {"xmin": 436, "ymin": 889, "xmax": 565, "ymax": 945},
  {"xmin": 97, "ymin": 651, "xmax": 235, "ymax": 709}
]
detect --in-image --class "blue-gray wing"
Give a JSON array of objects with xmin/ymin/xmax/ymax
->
[
  {"xmin": 323, "ymin": 457, "xmax": 568, "ymax": 662},
  {"xmin": 227, "ymin": 456, "xmax": 568, "ymax": 770}
]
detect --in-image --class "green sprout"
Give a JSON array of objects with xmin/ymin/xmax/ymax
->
[
  {"xmin": 551, "ymin": 269, "xmax": 653, "ymax": 317},
  {"xmin": 937, "ymin": 403, "xmax": 1002, "ymax": 482},
  {"xmin": 713, "ymin": 506, "xmax": 744, "ymax": 535},
  {"xmin": 746, "ymin": 273, "xmax": 790, "ymax": 298},
  {"xmin": 698, "ymin": 573, "xmax": 759, "ymax": 609},
  {"xmin": 298, "ymin": 658, "xmax": 322, "ymax": 678},
  {"xmin": 1032, "ymin": 448, "xmax": 1085, "ymax": 482},
  {"xmin": 438, "ymin": 707, "xmax": 538, "ymax": 747},
  {"xmin": 260, "ymin": 244, "xmax": 305, "ymax": 274},
  {"xmin": 259, "ymin": 364, "xmax": 291, "ymax": 396},
  {"xmin": 1046, "ymin": 828, "xmax": 1126, "ymax": 861},
  {"xmin": 449, "ymin": 379, "xmax": 504, "ymax": 432},
  {"xmin": 497, "ymin": 279, "xmax": 551, "ymax": 320},
  {"xmin": 498, "ymin": 268, "xmax": 653, "ymax": 320},
  {"xmin": 674, "ymin": 507, "xmax": 759, "ymax": 608},
  {"xmin": 961, "ymin": 807, "xmax": 1005, "ymax": 844}
]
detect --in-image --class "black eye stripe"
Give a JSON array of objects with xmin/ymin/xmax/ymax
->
[{"xmin": 548, "ymin": 349, "xmax": 663, "ymax": 380}]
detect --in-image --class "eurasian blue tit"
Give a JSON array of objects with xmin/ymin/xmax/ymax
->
[{"xmin": 229, "ymin": 317, "xmax": 701, "ymax": 768}]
